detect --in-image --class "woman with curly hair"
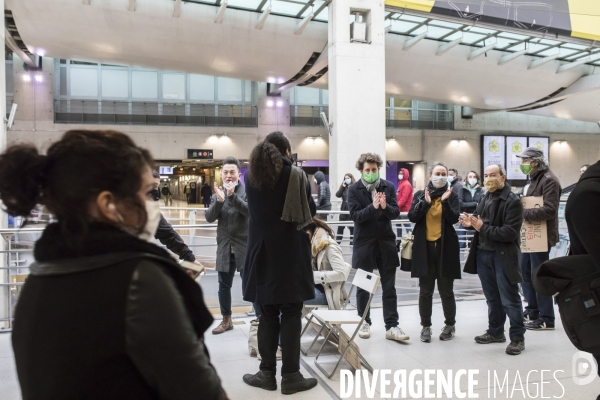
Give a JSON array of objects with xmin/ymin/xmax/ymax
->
[{"xmin": 241, "ymin": 131, "xmax": 318, "ymax": 395}]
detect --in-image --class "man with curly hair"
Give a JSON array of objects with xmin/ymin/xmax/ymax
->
[{"xmin": 347, "ymin": 153, "xmax": 409, "ymax": 342}]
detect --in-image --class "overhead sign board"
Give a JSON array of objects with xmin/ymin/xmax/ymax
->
[
  {"xmin": 187, "ymin": 149, "xmax": 213, "ymax": 159},
  {"xmin": 159, "ymin": 166, "xmax": 173, "ymax": 175}
]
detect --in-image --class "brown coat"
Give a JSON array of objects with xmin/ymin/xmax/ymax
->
[{"xmin": 523, "ymin": 168, "xmax": 562, "ymax": 248}]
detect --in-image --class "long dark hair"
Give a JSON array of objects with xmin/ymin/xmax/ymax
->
[
  {"xmin": 467, "ymin": 170, "xmax": 481, "ymax": 186},
  {"xmin": 303, "ymin": 217, "xmax": 335, "ymax": 239},
  {"xmin": 0, "ymin": 130, "xmax": 153, "ymax": 235},
  {"xmin": 340, "ymin": 173, "xmax": 356, "ymax": 188},
  {"xmin": 248, "ymin": 131, "xmax": 291, "ymax": 190}
]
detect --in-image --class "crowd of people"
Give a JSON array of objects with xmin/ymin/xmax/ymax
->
[{"xmin": 0, "ymin": 128, "xmax": 598, "ymax": 399}]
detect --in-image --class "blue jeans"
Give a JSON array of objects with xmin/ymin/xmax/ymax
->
[
  {"xmin": 304, "ymin": 288, "xmax": 328, "ymax": 306},
  {"xmin": 520, "ymin": 251, "xmax": 555, "ymax": 324},
  {"xmin": 218, "ymin": 254, "xmax": 260, "ymax": 317},
  {"xmin": 477, "ymin": 249, "xmax": 526, "ymax": 340}
]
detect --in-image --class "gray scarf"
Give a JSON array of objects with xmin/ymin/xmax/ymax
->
[
  {"xmin": 281, "ymin": 166, "xmax": 313, "ymax": 230},
  {"xmin": 361, "ymin": 178, "xmax": 381, "ymax": 198}
]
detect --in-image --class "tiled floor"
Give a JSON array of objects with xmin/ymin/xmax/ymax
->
[{"xmin": 1, "ymin": 299, "xmax": 599, "ymax": 399}]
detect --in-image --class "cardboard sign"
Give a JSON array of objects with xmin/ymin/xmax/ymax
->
[
  {"xmin": 338, "ymin": 329, "xmax": 361, "ymax": 370},
  {"xmin": 520, "ymin": 196, "xmax": 548, "ymax": 253}
]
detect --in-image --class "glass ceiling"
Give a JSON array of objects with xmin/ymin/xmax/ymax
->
[
  {"xmin": 181, "ymin": 1, "xmax": 600, "ymax": 67},
  {"xmin": 183, "ymin": 0, "xmax": 331, "ymax": 22},
  {"xmin": 385, "ymin": 11, "xmax": 600, "ymax": 67}
]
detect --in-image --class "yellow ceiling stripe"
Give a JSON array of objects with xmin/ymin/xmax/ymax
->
[
  {"xmin": 567, "ymin": 0, "xmax": 600, "ymax": 41},
  {"xmin": 385, "ymin": 0, "xmax": 434, "ymax": 13}
]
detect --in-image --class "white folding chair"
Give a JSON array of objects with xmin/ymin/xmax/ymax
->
[
  {"xmin": 307, "ymin": 269, "xmax": 380, "ymax": 379},
  {"xmin": 300, "ymin": 263, "xmax": 353, "ymax": 356}
]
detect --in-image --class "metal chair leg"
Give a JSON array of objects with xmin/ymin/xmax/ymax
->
[{"xmin": 301, "ymin": 321, "xmax": 327, "ymax": 356}]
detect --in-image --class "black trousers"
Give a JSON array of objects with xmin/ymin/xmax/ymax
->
[
  {"xmin": 258, "ymin": 302, "xmax": 303, "ymax": 376},
  {"xmin": 418, "ymin": 240, "xmax": 456, "ymax": 327},
  {"xmin": 356, "ymin": 246, "xmax": 399, "ymax": 331}
]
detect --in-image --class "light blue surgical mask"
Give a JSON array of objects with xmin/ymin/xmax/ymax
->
[{"xmin": 345, "ymin": 179, "xmax": 351, "ymax": 185}]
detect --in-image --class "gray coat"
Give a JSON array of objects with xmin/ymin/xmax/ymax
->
[{"xmin": 204, "ymin": 184, "xmax": 248, "ymax": 273}]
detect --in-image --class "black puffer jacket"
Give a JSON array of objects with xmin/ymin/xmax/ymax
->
[
  {"xmin": 314, "ymin": 171, "xmax": 332, "ymax": 211},
  {"xmin": 458, "ymin": 185, "xmax": 483, "ymax": 213},
  {"xmin": 13, "ymin": 223, "xmax": 224, "ymax": 400},
  {"xmin": 335, "ymin": 183, "xmax": 351, "ymax": 221}
]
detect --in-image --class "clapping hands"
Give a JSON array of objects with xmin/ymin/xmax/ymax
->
[
  {"xmin": 214, "ymin": 182, "xmax": 225, "ymax": 202},
  {"xmin": 372, "ymin": 192, "xmax": 387, "ymax": 209}
]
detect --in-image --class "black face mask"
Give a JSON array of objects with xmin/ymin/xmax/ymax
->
[{"xmin": 150, "ymin": 189, "xmax": 161, "ymax": 202}]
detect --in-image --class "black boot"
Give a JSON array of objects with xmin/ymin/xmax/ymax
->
[
  {"xmin": 281, "ymin": 371, "xmax": 318, "ymax": 395},
  {"xmin": 243, "ymin": 370, "xmax": 277, "ymax": 391}
]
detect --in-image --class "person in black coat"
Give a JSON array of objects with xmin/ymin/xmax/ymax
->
[
  {"xmin": 407, "ymin": 162, "xmax": 461, "ymax": 343},
  {"xmin": 457, "ymin": 170, "xmax": 484, "ymax": 248},
  {"xmin": 0, "ymin": 130, "xmax": 226, "ymax": 400},
  {"xmin": 462, "ymin": 164, "xmax": 526, "ymax": 355},
  {"xmin": 313, "ymin": 170, "xmax": 331, "ymax": 220},
  {"xmin": 565, "ymin": 159, "xmax": 600, "ymax": 380},
  {"xmin": 347, "ymin": 153, "xmax": 409, "ymax": 342},
  {"xmin": 241, "ymin": 132, "xmax": 318, "ymax": 395},
  {"xmin": 335, "ymin": 172, "xmax": 355, "ymax": 245}
]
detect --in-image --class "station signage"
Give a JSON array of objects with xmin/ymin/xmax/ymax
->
[
  {"xmin": 187, "ymin": 149, "xmax": 213, "ymax": 159},
  {"xmin": 159, "ymin": 166, "xmax": 174, "ymax": 175}
]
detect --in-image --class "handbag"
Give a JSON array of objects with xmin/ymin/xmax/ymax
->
[
  {"xmin": 400, "ymin": 233, "xmax": 414, "ymax": 260},
  {"xmin": 248, "ymin": 318, "xmax": 259, "ymax": 357}
]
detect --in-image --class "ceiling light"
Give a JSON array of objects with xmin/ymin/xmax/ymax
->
[
  {"xmin": 34, "ymin": 75, "xmax": 43, "ymax": 83},
  {"xmin": 266, "ymin": 100, "xmax": 274, "ymax": 107},
  {"xmin": 276, "ymin": 100, "xmax": 284, "ymax": 107},
  {"xmin": 22, "ymin": 75, "xmax": 31, "ymax": 82}
]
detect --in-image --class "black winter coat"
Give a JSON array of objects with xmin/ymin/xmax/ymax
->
[
  {"xmin": 347, "ymin": 179, "xmax": 400, "ymax": 270},
  {"xmin": 13, "ymin": 223, "xmax": 223, "ymax": 400},
  {"xmin": 314, "ymin": 171, "xmax": 332, "ymax": 211},
  {"xmin": 242, "ymin": 157, "xmax": 317, "ymax": 305},
  {"xmin": 407, "ymin": 190, "xmax": 461, "ymax": 278},
  {"xmin": 458, "ymin": 185, "xmax": 483, "ymax": 213},
  {"xmin": 565, "ymin": 160, "xmax": 600, "ymax": 269},
  {"xmin": 336, "ymin": 184, "xmax": 351, "ymax": 221},
  {"xmin": 463, "ymin": 183, "xmax": 524, "ymax": 284},
  {"xmin": 155, "ymin": 213, "xmax": 196, "ymax": 262}
]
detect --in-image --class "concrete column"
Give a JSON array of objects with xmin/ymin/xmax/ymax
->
[
  {"xmin": 328, "ymin": 0, "xmax": 386, "ymax": 189},
  {"xmin": 0, "ymin": 0, "xmax": 8, "ymax": 328}
]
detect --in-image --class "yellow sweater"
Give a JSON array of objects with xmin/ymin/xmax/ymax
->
[{"xmin": 426, "ymin": 198, "xmax": 442, "ymax": 241}]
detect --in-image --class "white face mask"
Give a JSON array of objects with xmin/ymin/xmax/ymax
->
[
  {"xmin": 468, "ymin": 178, "xmax": 478, "ymax": 187},
  {"xmin": 447, "ymin": 176, "xmax": 455, "ymax": 183},
  {"xmin": 431, "ymin": 175, "xmax": 448, "ymax": 189},
  {"xmin": 111, "ymin": 200, "xmax": 161, "ymax": 242},
  {"xmin": 398, "ymin": 174, "xmax": 404, "ymax": 181}
]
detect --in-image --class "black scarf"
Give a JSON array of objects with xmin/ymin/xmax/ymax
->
[
  {"xmin": 35, "ymin": 222, "xmax": 214, "ymax": 335},
  {"xmin": 425, "ymin": 181, "xmax": 448, "ymax": 200}
]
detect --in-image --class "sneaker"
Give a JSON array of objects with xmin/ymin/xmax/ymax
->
[
  {"xmin": 386, "ymin": 326, "xmax": 410, "ymax": 342},
  {"xmin": 525, "ymin": 319, "xmax": 555, "ymax": 330},
  {"xmin": 439, "ymin": 325, "xmax": 455, "ymax": 341},
  {"xmin": 474, "ymin": 330, "xmax": 506, "ymax": 344},
  {"xmin": 358, "ymin": 322, "xmax": 370, "ymax": 339},
  {"xmin": 420, "ymin": 326, "xmax": 432, "ymax": 343},
  {"xmin": 506, "ymin": 339, "xmax": 525, "ymax": 355}
]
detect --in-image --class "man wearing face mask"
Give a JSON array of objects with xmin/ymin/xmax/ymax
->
[
  {"xmin": 462, "ymin": 164, "xmax": 526, "ymax": 355},
  {"xmin": 205, "ymin": 156, "xmax": 252, "ymax": 334},
  {"xmin": 448, "ymin": 168, "xmax": 462, "ymax": 194},
  {"xmin": 348, "ymin": 153, "xmax": 408, "ymax": 342},
  {"xmin": 313, "ymin": 171, "xmax": 331, "ymax": 220},
  {"xmin": 151, "ymin": 171, "xmax": 200, "ymax": 266},
  {"xmin": 516, "ymin": 147, "xmax": 561, "ymax": 331}
]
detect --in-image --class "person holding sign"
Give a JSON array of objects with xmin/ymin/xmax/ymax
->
[
  {"xmin": 516, "ymin": 147, "xmax": 561, "ymax": 331},
  {"xmin": 462, "ymin": 164, "xmax": 526, "ymax": 355}
]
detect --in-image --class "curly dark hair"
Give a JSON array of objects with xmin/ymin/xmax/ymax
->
[
  {"xmin": 0, "ymin": 130, "xmax": 153, "ymax": 235},
  {"xmin": 355, "ymin": 153, "xmax": 383, "ymax": 171},
  {"xmin": 248, "ymin": 131, "xmax": 291, "ymax": 190}
]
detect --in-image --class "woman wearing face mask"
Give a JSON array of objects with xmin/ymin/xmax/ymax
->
[
  {"xmin": 335, "ymin": 173, "xmax": 356, "ymax": 245},
  {"xmin": 2, "ymin": 130, "xmax": 227, "ymax": 400},
  {"xmin": 457, "ymin": 171, "xmax": 483, "ymax": 248},
  {"xmin": 407, "ymin": 162, "xmax": 461, "ymax": 343}
]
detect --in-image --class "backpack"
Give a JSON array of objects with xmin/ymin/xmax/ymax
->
[
  {"xmin": 161, "ymin": 187, "xmax": 169, "ymax": 195},
  {"xmin": 533, "ymin": 255, "xmax": 600, "ymax": 354}
]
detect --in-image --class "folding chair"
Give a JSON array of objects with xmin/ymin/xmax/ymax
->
[
  {"xmin": 300, "ymin": 263, "xmax": 353, "ymax": 356},
  {"xmin": 307, "ymin": 269, "xmax": 380, "ymax": 378}
]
